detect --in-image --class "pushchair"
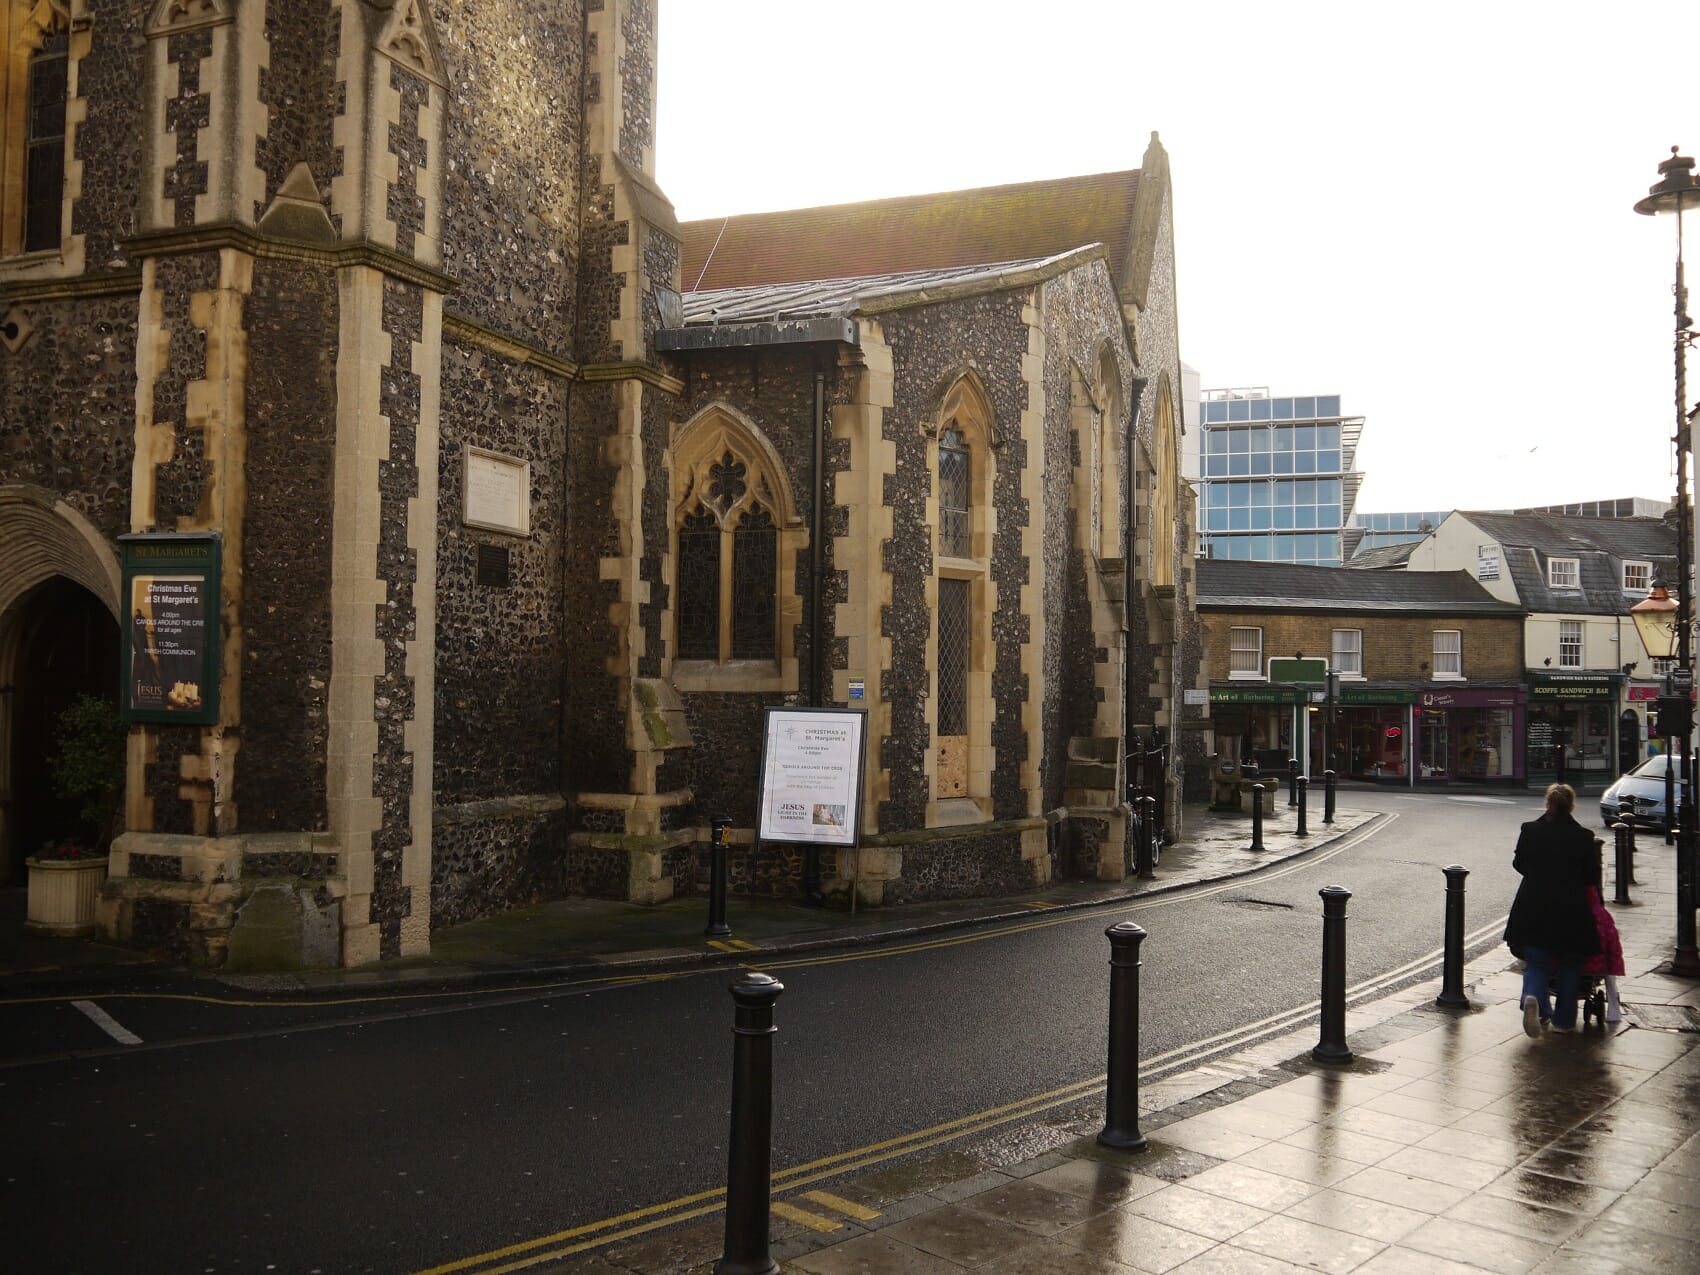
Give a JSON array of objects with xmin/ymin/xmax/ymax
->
[{"xmin": 1575, "ymin": 844, "xmax": 1624, "ymax": 1029}]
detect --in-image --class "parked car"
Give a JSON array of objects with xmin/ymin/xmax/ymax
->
[{"xmin": 1600, "ymin": 755, "xmax": 1689, "ymax": 828}]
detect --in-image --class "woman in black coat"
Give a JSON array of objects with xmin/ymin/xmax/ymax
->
[{"xmin": 1505, "ymin": 784, "xmax": 1601, "ymax": 1035}]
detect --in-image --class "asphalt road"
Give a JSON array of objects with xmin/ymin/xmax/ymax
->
[{"xmin": 0, "ymin": 790, "xmax": 1573, "ymax": 1274}]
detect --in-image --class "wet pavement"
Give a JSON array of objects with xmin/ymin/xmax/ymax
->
[
  {"xmin": 12, "ymin": 795, "xmax": 1697, "ymax": 1273},
  {"xmin": 542, "ymin": 830, "xmax": 1699, "ymax": 1275},
  {"xmin": 1, "ymin": 798, "xmax": 1377, "ymax": 994}
]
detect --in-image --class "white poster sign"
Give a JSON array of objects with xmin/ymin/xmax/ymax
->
[{"xmin": 757, "ymin": 708, "xmax": 868, "ymax": 847}]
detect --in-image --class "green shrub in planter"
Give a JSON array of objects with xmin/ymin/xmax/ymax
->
[{"xmin": 49, "ymin": 693, "xmax": 126, "ymax": 854}]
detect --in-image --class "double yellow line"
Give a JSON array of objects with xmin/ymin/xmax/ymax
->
[{"xmin": 410, "ymin": 1074, "xmax": 1109, "ymax": 1274}]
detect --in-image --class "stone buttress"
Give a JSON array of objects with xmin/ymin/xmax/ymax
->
[
  {"xmin": 561, "ymin": 0, "xmax": 693, "ymax": 903},
  {"xmin": 99, "ymin": 0, "xmax": 449, "ymax": 966}
]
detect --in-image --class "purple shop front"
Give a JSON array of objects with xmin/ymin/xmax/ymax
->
[{"xmin": 1413, "ymin": 686, "xmax": 1526, "ymax": 783}]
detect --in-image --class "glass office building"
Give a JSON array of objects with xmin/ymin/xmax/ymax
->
[
  {"xmin": 1196, "ymin": 388, "xmax": 1364, "ymax": 566},
  {"xmin": 1345, "ymin": 510, "xmax": 1449, "ymax": 558}
]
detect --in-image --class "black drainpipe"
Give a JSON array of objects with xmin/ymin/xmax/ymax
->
[
  {"xmin": 802, "ymin": 366, "xmax": 827, "ymax": 905},
  {"xmin": 1123, "ymin": 376, "xmax": 1150, "ymax": 802},
  {"xmin": 811, "ymin": 368, "xmax": 826, "ymax": 707}
]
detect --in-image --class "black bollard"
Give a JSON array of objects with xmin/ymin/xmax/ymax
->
[
  {"xmin": 1324, "ymin": 769, "xmax": 1337, "ymax": 825},
  {"xmin": 706, "ymin": 816, "xmax": 732, "ymax": 938},
  {"xmin": 1288, "ymin": 758, "xmax": 1300, "ymax": 807},
  {"xmin": 1313, "ymin": 885, "xmax": 1354, "ymax": 1064},
  {"xmin": 1097, "ymin": 922, "xmax": 1149, "ymax": 1152},
  {"xmin": 1296, "ymin": 776, "xmax": 1310, "ymax": 837},
  {"xmin": 1436, "ymin": 865, "xmax": 1471, "ymax": 1009},
  {"xmin": 1619, "ymin": 802, "xmax": 1638, "ymax": 885},
  {"xmin": 1250, "ymin": 783, "xmax": 1266, "ymax": 852},
  {"xmin": 1613, "ymin": 822, "xmax": 1634, "ymax": 906},
  {"xmin": 716, "ymin": 973, "xmax": 784, "ymax": 1275}
]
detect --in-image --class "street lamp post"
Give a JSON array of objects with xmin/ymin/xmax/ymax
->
[{"xmin": 1633, "ymin": 145, "xmax": 1700, "ymax": 978}]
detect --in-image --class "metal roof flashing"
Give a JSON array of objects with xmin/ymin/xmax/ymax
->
[{"xmin": 655, "ymin": 315, "xmax": 858, "ymax": 352}]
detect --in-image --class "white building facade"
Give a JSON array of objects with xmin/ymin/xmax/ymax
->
[{"xmin": 1405, "ymin": 511, "xmax": 1678, "ymax": 787}]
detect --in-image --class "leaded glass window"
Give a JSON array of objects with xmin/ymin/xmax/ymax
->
[
  {"xmin": 731, "ymin": 507, "xmax": 776, "ymax": 659},
  {"xmin": 939, "ymin": 428, "xmax": 970, "ymax": 558},
  {"xmin": 24, "ymin": 31, "xmax": 67, "ymax": 254},
  {"xmin": 676, "ymin": 507, "xmax": 720, "ymax": 660},
  {"xmin": 937, "ymin": 578, "xmax": 969, "ymax": 736}
]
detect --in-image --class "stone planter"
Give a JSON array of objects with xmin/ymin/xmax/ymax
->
[{"xmin": 25, "ymin": 856, "xmax": 110, "ymax": 936}]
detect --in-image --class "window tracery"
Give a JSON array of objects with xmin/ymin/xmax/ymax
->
[{"xmin": 670, "ymin": 412, "xmax": 798, "ymax": 679}]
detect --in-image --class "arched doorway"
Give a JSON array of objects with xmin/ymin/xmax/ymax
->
[{"xmin": 2, "ymin": 577, "xmax": 120, "ymax": 882}]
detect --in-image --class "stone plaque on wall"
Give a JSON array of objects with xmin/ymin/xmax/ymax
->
[{"xmin": 463, "ymin": 445, "xmax": 530, "ymax": 537}]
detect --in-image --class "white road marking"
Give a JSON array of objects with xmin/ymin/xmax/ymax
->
[
  {"xmin": 1445, "ymin": 796, "xmax": 1515, "ymax": 805},
  {"xmin": 72, "ymin": 1000, "xmax": 142, "ymax": 1045}
]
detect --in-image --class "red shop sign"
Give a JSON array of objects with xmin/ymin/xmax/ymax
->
[{"xmin": 1628, "ymin": 685, "xmax": 1660, "ymax": 701}]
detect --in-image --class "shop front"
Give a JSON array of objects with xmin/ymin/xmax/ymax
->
[
  {"xmin": 1526, "ymin": 672, "xmax": 1621, "ymax": 792},
  {"xmin": 1329, "ymin": 687, "xmax": 1417, "ymax": 783},
  {"xmin": 1209, "ymin": 686, "xmax": 1299, "ymax": 775},
  {"xmin": 1412, "ymin": 685, "xmax": 1525, "ymax": 785},
  {"xmin": 1625, "ymin": 683, "xmax": 1661, "ymax": 765}
]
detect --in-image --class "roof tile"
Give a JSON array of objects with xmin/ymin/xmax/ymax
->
[
  {"xmin": 1197, "ymin": 558, "xmax": 1520, "ymax": 614},
  {"xmin": 680, "ymin": 170, "xmax": 1141, "ymax": 292}
]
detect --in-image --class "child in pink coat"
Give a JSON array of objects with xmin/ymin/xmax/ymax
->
[{"xmin": 1582, "ymin": 885, "xmax": 1625, "ymax": 1024}]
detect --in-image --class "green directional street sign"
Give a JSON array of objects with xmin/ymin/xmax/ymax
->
[{"xmin": 1268, "ymin": 656, "xmax": 1328, "ymax": 685}]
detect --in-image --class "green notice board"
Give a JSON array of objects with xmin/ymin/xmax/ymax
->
[
  {"xmin": 119, "ymin": 533, "xmax": 221, "ymax": 725},
  {"xmin": 1267, "ymin": 656, "xmax": 1328, "ymax": 685}
]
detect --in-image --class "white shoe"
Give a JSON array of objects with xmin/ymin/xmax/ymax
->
[{"xmin": 1522, "ymin": 995, "xmax": 1542, "ymax": 1038}]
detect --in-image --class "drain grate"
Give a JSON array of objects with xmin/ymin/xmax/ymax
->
[
  {"xmin": 1223, "ymin": 898, "xmax": 1296, "ymax": 912},
  {"xmin": 1623, "ymin": 1003, "xmax": 1700, "ymax": 1033}
]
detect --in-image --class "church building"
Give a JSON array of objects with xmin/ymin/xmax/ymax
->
[{"xmin": 0, "ymin": 1, "xmax": 1198, "ymax": 967}]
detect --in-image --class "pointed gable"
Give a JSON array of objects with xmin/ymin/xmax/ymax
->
[
  {"xmin": 147, "ymin": 0, "xmax": 231, "ymax": 36},
  {"xmin": 374, "ymin": 0, "xmax": 444, "ymax": 85}
]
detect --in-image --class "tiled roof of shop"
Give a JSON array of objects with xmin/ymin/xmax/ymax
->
[
  {"xmin": 1344, "ymin": 542, "xmax": 1419, "ymax": 570},
  {"xmin": 1196, "ymin": 559, "xmax": 1521, "ymax": 614},
  {"xmin": 1455, "ymin": 511, "xmax": 1677, "ymax": 615},
  {"xmin": 680, "ymin": 170, "xmax": 1141, "ymax": 292},
  {"xmin": 676, "ymin": 250, "xmax": 1097, "ymax": 326},
  {"xmin": 1459, "ymin": 511, "xmax": 1675, "ymax": 560}
]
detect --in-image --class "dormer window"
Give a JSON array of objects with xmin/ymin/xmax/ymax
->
[
  {"xmin": 1548, "ymin": 557, "xmax": 1580, "ymax": 590},
  {"xmin": 1623, "ymin": 561, "xmax": 1652, "ymax": 594}
]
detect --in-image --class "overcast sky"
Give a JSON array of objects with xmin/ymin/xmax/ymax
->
[{"xmin": 654, "ymin": 1, "xmax": 1698, "ymax": 516}]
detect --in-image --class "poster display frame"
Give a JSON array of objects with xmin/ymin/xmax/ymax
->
[
  {"xmin": 118, "ymin": 532, "xmax": 222, "ymax": 726},
  {"xmin": 755, "ymin": 706, "xmax": 868, "ymax": 847}
]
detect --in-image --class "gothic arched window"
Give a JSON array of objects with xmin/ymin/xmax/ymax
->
[
  {"xmin": 4, "ymin": 4, "xmax": 71, "ymax": 259},
  {"xmin": 23, "ymin": 28, "xmax": 67, "ymax": 253},
  {"xmin": 930, "ymin": 375, "xmax": 995, "ymax": 809},
  {"xmin": 670, "ymin": 409, "xmax": 802, "ymax": 690}
]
